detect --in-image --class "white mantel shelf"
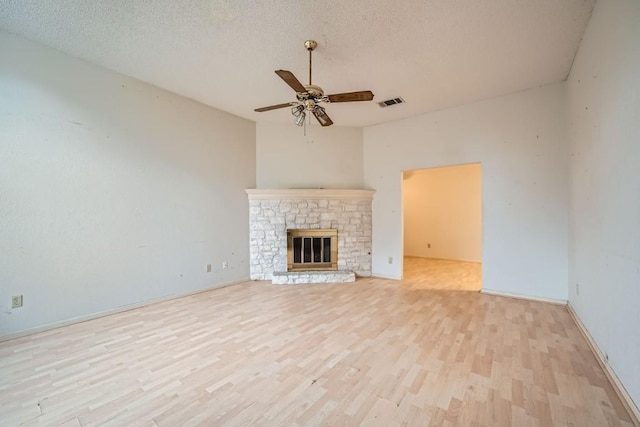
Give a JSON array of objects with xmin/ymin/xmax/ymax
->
[{"xmin": 246, "ymin": 189, "xmax": 375, "ymax": 200}]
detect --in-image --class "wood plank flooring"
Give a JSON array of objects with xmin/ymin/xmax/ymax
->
[
  {"xmin": 1, "ymin": 274, "xmax": 635, "ymax": 426},
  {"xmin": 403, "ymin": 257, "xmax": 482, "ymax": 291}
]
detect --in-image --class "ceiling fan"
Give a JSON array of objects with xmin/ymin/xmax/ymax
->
[{"xmin": 254, "ymin": 40, "xmax": 374, "ymax": 127}]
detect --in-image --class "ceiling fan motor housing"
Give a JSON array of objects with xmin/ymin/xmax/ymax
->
[
  {"xmin": 297, "ymin": 84, "xmax": 324, "ymax": 99},
  {"xmin": 297, "ymin": 84, "xmax": 328, "ymax": 110}
]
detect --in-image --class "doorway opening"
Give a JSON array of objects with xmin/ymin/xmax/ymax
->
[{"xmin": 401, "ymin": 163, "xmax": 482, "ymax": 290}]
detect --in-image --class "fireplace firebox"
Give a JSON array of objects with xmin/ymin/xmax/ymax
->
[{"xmin": 287, "ymin": 229, "xmax": 338, "ymax": 271}]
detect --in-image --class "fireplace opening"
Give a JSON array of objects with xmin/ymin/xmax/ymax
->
[{"xmin": 287, "ymin": 229, "xmax": 338, "ymax": 271}]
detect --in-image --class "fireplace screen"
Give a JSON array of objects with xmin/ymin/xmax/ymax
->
[{"xmin": 287, "ymin": 229, "xmax": 338, "ymax": 271}]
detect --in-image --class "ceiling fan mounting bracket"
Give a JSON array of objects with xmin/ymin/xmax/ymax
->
[{"xmin": 304, "ymin": 40, "xmax": 318, "ymax": 51}]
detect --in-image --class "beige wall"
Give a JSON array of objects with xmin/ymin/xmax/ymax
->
[
  {"xmin": 364, "ymin": 83, "xmax": 569, "ymax": 301},
  {"xmin": 403, "ymin": 164, "xmax": 481, "ymax": 262},
  {"xmin": 0, "ymin": 32, "xmax": 256, "ymax": 336},
  {"xmin": 256, "ymin": 123, "xmax": 363, "ymax": 189},
  {"xmin": 567, "ymin": 0, "xmax": 640, "ymax": 408}
]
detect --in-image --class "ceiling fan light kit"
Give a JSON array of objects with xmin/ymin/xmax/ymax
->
[
  {"xmin": 255, "ymin": 40, "xmax": 374, "ymax": 127},
  {"xmin": 291, "ymin": 105, "xmax": 306, "ymax": 126}
]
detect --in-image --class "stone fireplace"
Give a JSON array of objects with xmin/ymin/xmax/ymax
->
[{"xmin": 246, "ymin": 189, "xmax": 374, "ymax": 283}]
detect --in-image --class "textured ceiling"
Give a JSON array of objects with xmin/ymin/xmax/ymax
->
[{"xmin": 0, "ymin": 0, "xmax": 595, "ymax": 127}]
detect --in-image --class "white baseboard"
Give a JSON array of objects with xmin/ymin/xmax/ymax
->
[
  {"xmin": 0, "ymin": 278, "xmax": 249, "ymax": 343},
  {"xmin": 480, "ymin": 289, "xmax": 567, "ymax": 306},
  {"xmin": 404, "ymin": 255, "xmax": 482, "ymax": 264},
  {"xmin": 566, "ymin": 303, "xmax": 640, "ymax": 426},
  {"xmin": 371, "ymin": 273, "xmax": 402, "ymax": 280}
]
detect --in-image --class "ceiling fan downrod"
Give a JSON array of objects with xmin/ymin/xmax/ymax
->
[{"xmin": 304, "ymin": 40, "xmax": 317, "ymax": 85}]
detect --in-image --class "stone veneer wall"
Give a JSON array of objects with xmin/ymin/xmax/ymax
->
[{"xmin": 246, "ymin": 189, "xmax": 374, "ymax": 280}]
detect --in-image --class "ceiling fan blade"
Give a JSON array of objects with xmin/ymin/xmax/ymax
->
[
  {"xmin": 313, "ymin": 109, "xmax": 333, "ymax": 127},
  {"xmin": 275, "ymin": 70, "xmax": 307, "ymax": 93},
  {"xmin": 254, "ymin": 102, "xmax": 295, "ymax": 112},
  {"xmin": 327, "ymin": 90, "xmax": 374, "ymax": 103}
]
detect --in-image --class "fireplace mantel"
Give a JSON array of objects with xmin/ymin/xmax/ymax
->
[{"xmin": 245, "ymin": 188, "xmax": 375, "ymax": 200}]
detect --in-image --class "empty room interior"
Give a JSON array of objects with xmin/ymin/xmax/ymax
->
[{"xmin": 1, "ymin": 0, "xmax": 639, "ymax": 426}]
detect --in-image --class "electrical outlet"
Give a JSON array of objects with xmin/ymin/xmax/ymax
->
[
  {"xmin": 11, "ymin": 295, "xmax": 23, "ymax": 308},
  {"xmin": 388, "ymin": 256, "xmax": 393, "ymax": 264},
  {"xmin": 222, "ymin": 261, "xmax": 228, "ymax": 269},
  {"xmin": 576, "ymin": 282, "xmax": 579, "ymax": 296},
  {"xmin": 206, "ymin": 264, "xmax": 212, "ymax": 273},
  {"xmin": 427, "ymin": 243, "xmax": 431, "ymax": 249}
]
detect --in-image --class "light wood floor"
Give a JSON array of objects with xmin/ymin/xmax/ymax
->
[
  {"xmin": 1, "ymin": 277, "xmax": 634, "ymax": 426},
  {"xmin": 403, "ymin": 257, "xmax": 482, "ymax": 291}
]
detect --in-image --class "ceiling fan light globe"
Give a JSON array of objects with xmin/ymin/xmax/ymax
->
[
  {"xmin": 294, "ymin": 112, "xmax": 306, "ymax": 126},
  {"xmin": 291, "ymin": 105, "xmax": 304, "ymax": 117}
]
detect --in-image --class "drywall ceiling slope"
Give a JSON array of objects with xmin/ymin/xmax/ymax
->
[{"xmin": 0, "ymin": 0, "xmax": 594, "ymax": 127}]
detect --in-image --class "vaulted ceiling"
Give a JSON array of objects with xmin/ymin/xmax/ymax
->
[{"xmin": 0, "ymin": 0, "xmax": 595, "ymax": 127}]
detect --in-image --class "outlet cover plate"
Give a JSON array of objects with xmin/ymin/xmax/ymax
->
[{"xmin": 11, "ymin": 295, "xmax": 23, "ymax": 308}]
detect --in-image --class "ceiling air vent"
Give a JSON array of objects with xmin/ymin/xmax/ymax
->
[{"xmin": 378, "ymin": 97, "xmax": 405, "ymax": 108}]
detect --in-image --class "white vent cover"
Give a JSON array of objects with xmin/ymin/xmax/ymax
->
[{"xmin": 378, "ymin": 97, "xmax": 405, "ymax": 108}]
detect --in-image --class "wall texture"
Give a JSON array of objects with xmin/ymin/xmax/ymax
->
[
  {"xmin": 256, "ymin": 123, "xmax": 363, "ymax": 189},
  {"xmin": 567, "ymin": 0, "xmax": 640, "ymax": 409},
  {"xmin": 364, "ymin": 83, "xmax": 569, "ymax": 301},
  {"xmin": 0, "ymin": 32, "xmax": 256, "ymax": 336},
  {"xmin": 403, "ymin": 164, "xmax": 482, "ymax": 262}
]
